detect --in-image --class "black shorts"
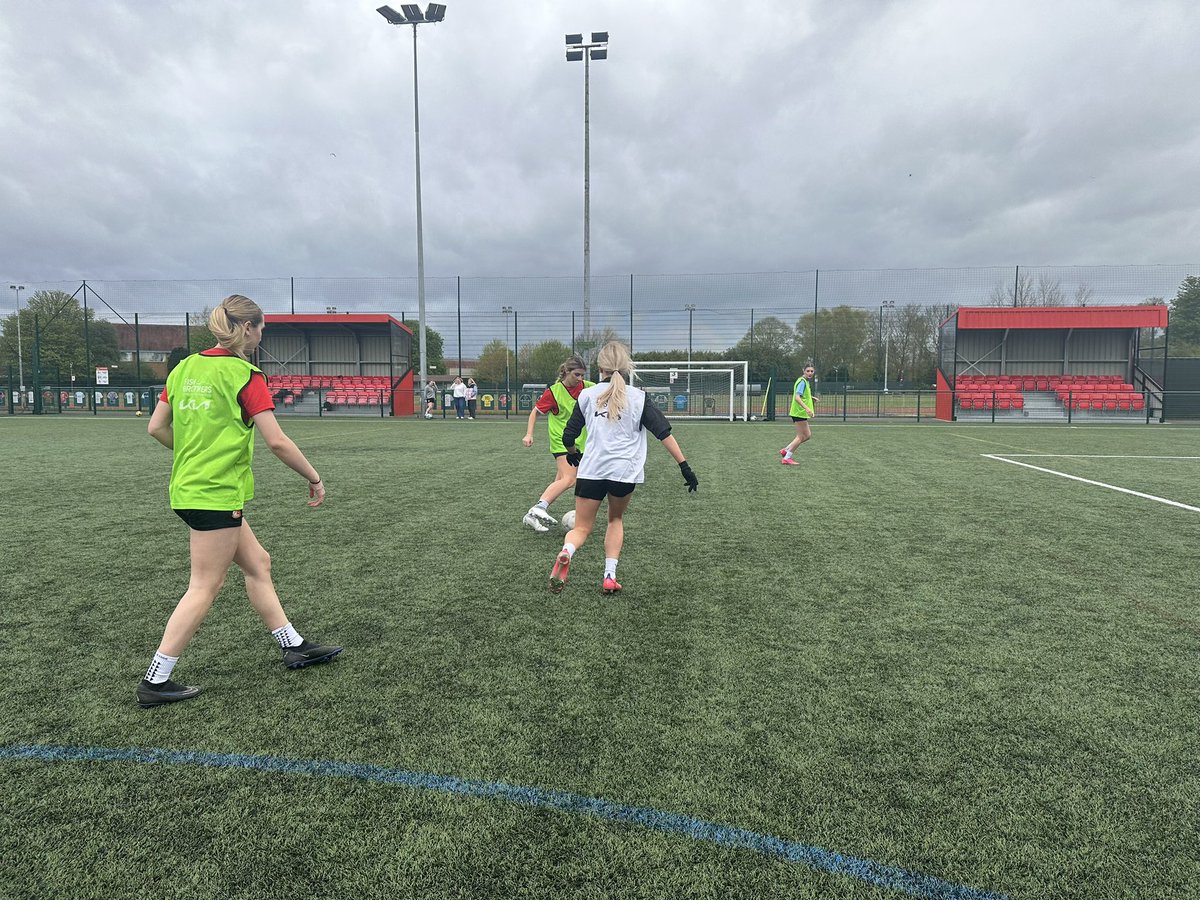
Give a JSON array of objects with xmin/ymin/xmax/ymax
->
[
  {"xmin": 791, "ymin": 416, "xmax": 811, "ymax": 423},
  {"xmin": 574, "ymin": 478, "xmax": 636, "ymax": 501},
  {"xmin": 175, "ymin": 508, "xmax": 244, "ymax": 531}
]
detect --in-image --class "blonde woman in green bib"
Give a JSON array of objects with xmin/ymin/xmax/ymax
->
[
  {"xmin": 521, "ymin": 356, "xmax": 594, "ymax": 532},
  {"xmin": 137, "ymin": 295, "xmax": 342, "ymax": 709}
]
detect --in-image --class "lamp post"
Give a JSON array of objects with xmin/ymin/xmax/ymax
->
[
  {"xmin": 8, "ymin": 284, "xmax": 24, "ymax": 397},
  {"xmin": 501, "ymin": 305, "xmax": 513, "ymax": 402},
  {"xmin": 880, "ymin": 300, "xmax": 895, "ymax": 393},
  {"xmin": 565, "ymin": 30, "xmax": 608, "ymax": 365},
  {"xmin": 378, "ymin": 3, "xmax": 447, "ymax": 397},
  {"xmin": 684, "ymin": 304, "xmax": 695, "ymax": 397}
]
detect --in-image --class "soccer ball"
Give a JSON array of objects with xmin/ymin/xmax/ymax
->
[
  {"xmin": 135, "ymin": 411, "xmax": 144, "ymax": 417},
  {"xmin": 750, "ymin": 414, "xmax": 758, "ymax": 421},
  {"xmin": 561, "ymin": 510, "xmax": 576, "ymax": 531}
]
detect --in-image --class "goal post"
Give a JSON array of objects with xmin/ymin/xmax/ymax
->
[{"xmin": 631, "ymin": 360, "xmax": 750, "ymax": 421}]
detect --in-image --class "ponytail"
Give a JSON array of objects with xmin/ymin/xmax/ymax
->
[
  {"xmin": 594, "ymin": 342, "xmax": 633, "ymax": 419},
  {"xmin": 208, "ymin": 294, "xmax": 264, "ymax": 360}
]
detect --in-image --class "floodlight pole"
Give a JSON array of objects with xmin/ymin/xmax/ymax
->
[
  {"xmin": 684, "ymin": 304, "xmax": 695, "ymax": 396},
  {"xmin": 8, "ymin": 284, "xmax": 24, "ymax": 396},
  {"xmin": 881, "ymin": 300, "xmax": 895, "ymax": 393},
  {"xmin": 566, "ymin": 31, "xmax": 607, "ymax": 371},
  {"xmin": 410, "ymin": 19, "xmax": 429, "ymax": 396},
  {"xmin": 583, "ymin": 49, "xmax": 591, "ymax": 349},
  {"xmin": 502, "ymin": 305, "xmax": 513, "ymax": 416},
  {"xmin": 378, "ymin": 5, "xmax": 446, "ymax": 397}
]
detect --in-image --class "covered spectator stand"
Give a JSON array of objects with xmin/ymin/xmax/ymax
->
[
  {"xmin": 936, "ymin": 305, "xmax": 1170, "ymax": 422},
  {"xmin": 258, "ymin": 314, "xmax": 414, "ymax": 416}
]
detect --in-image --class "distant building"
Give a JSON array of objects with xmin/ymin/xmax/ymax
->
[
  {"xmin": 112, "ymin": 324, "xmax": 187, "ymax": 379},
  {"xmin": 441, "ymin": 358, "xmax": 479, "ymax": 377}
]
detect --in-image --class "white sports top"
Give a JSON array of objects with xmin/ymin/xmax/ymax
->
[{"xmin": 574, "ymin": 381, "xmax": 650, "ymax": 483}]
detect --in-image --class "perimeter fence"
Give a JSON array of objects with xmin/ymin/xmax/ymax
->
[{"xmin": 0, "ymin": 264, "xmax": 1194, "ymax": 417}]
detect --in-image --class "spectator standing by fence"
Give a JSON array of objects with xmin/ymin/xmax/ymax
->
[
  {"xmin": 466, "ymin": 378, "xmax": 478, "ymax": 419},
  {"xmin": 451, "ymin": 376, "xmax": 467, "ymax": 420}
]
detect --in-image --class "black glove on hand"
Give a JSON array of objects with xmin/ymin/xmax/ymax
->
[
  {"xmin": 565, "ymin": 448, "xmax": 583, "ymax": 467},
  {"xmin": 679, "ymin": 461, "xmax": 698, "ymax": 492}
]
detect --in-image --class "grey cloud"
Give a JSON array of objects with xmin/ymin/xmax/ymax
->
[{"xmin": 1, "ymin": 0, "xmax": 1198, "ymax": 289}]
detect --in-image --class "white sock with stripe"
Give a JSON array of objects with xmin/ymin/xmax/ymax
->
[{"xmin": 605, "ymin": 559, "xmax": 619, "ymax": 580}]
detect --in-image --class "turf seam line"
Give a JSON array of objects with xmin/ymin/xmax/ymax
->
[{"xmin": 0, "ymin": 744, "xmax": 1007, "ymax": 900}]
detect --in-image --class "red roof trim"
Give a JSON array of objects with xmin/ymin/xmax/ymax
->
[{"xmin": 956, "ymin": 305, "xmax": 1168, "ymax": 330}]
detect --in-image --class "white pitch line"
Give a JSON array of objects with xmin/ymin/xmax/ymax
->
[
  {"xmin": 997, "ymin": 454, "xmax": 1200, "ymax": 460},
  {"xmin": 982, "ymin": 454, "xmax": 1200, "ymax": 513}
]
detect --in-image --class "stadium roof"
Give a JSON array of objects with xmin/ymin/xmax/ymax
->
[
  {"xmin": 955, "ymin": 305, "xmax": 1168, "ymax": 330},
  {"xmin": 265, "ymin": 314, "xmax": 407, "ymax": 331}
]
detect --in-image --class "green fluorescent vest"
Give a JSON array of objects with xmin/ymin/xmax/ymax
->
[
  {"xmin": 548, "ymin": 380, "xmax": 593, "ymax": 454},
  {"xmin": 165, "ymin": 354, "xmax": 264, "ymax": 510},
  {"xmin": 790, "ymin": 376, "xmax": 813, "ymax": 419}
]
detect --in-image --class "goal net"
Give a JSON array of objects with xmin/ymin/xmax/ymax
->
[{"xmin": 631, "ymin": 360, "xmax": 749, "ymax": 421}]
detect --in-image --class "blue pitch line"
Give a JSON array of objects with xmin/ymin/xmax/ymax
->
[{"xmin": 1, "ymin": 744, "xmax": 1007, "ymax": 900}]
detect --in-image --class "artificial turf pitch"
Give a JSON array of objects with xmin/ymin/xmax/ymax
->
[{"xmin": 0, "ymin": 416, "xmax": 1196, "ymax": 899}]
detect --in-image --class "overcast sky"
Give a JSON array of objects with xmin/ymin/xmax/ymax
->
[{"xmin": 2, "ymin": 0, "xmax": 1199, "ymax": 290}]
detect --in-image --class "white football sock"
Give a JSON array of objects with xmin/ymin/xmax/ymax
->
[
  {"xmin": 562, "ymin": 543, "xmax": 577, "ymax": 559},
  {"xmin": 145, "ymin": 651, "xmax": 178, "ymax": 684},
  {"xmin": 271, "ymin": 622, "xmax": 304, "ymax": 649},
  {"xmin": 605, "ymin": 558, "xmax": 619, "ymax": 580}
]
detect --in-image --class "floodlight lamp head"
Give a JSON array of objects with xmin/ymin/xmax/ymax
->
[
  {"xmin": 565, "ymin": 33, "xmax": 583, "ymax": 44},
  {"xmin": 591, "ymin": 32, "xmax": 608, "ymax": 43},
  {"xmin": 425, "ymin": 3, "xmax": 446, "ymax": 22},
  {"xmin": 590, "ymin": 48, "xmax": 607, "ymax": 60},
  {"xmin": 376, "ymin": 5, "xmax": 407, "ymax": 24},
  {"xmin": 400, "ymin": 3, "xmax": 424, "ymax": 20},
  {"xmin": 566, "ymin": 49, "xmax": 584, "ymax": 61}
]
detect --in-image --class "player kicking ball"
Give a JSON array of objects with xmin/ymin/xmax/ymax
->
[
  {"xmin": 522, "ymin": 356, "xmax": 593, "ymax": 532},
  {"xmin": 548, "ymin": 341, "xmax": 698, "ymax": 595}
]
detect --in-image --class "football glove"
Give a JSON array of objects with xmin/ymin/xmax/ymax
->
[
  {"xmin": 565, "ymin": 448, "xmax": 583, "ymax": 467},
  {"xmin": 679, "ymin": 461, "xmax": 699, "ymax": 492}
]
